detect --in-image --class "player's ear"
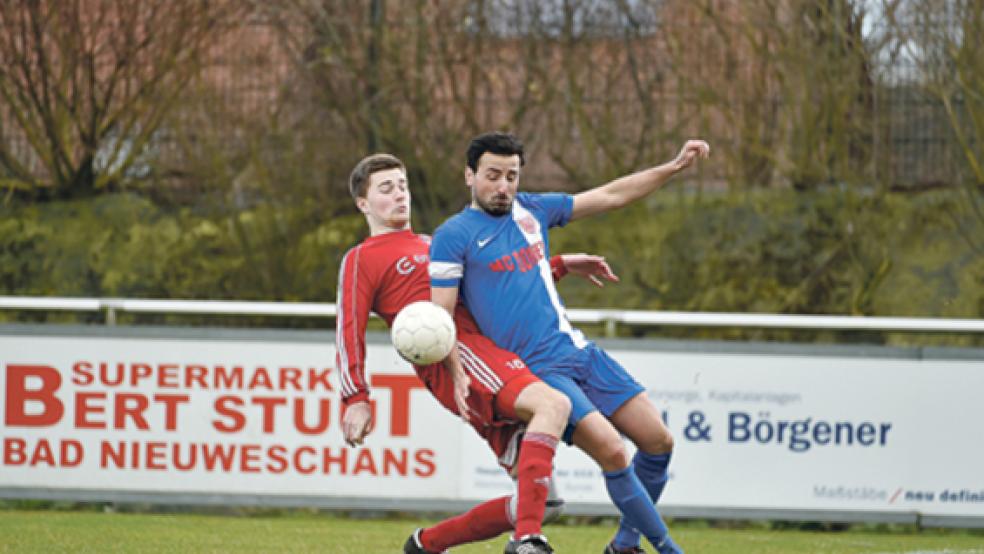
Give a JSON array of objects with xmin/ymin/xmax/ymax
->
[
  {"xmin": 464, "ymin": 167, "xmax": 475, "ymax": 188},
  {"xmin": 355, "ymin": 196, "xmax": 370, "ymax": 214}
]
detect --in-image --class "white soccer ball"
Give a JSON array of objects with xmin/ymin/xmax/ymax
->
[{"xmin": 391, "ymin": 301, "xmax": 456, "ymax": 365}]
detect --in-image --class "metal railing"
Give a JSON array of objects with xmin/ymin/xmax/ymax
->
[
  {"xmin": 0, "ymin": 296, "xmax": 336, "ymax": 326},
  {"xmin": 2, "ymin": 296, "xmax": 982, "ymax": 333}
]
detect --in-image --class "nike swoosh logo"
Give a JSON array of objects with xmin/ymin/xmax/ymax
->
[{"xmin": 477, "ymin": 237, "xmax": 493, "ymax": 248}]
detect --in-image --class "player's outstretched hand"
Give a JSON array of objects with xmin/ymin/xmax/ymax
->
[
  {"xmin": 562, "ymin": 253, "xmax": 620, "ymax": 288},
  {"xmin": 342, "ymin": 401, "xmax": 374, "ymax": 447},
  {"xmin": 672, "ymin": 139, "xmax": 710, "ymax": 172}
]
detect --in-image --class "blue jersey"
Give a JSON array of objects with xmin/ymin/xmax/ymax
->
[{"xmin": 429, "ymin": 192, "xmax": 590, "ymax": 370}]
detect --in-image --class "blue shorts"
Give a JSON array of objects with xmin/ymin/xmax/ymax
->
[{"xmin": 535, "ymin": 345, "xmax": 645, "ymax": 444}]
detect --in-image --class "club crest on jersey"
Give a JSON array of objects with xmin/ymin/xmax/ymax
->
[
  {"xmin": 395, "ymin": 256, "xmax": 416, "ymax": 275},
  {"xmin": 517, "ymin": 215, "xmax": 539, "ymax": 234}
]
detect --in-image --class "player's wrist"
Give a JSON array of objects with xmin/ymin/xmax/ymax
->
[
  {"xmin": 550, "ymin": 255, "xmax": 568, "ymax": 279},
  {"xmin": 342, "ymin": 392, "xmax": 370, "ymax": 407}
]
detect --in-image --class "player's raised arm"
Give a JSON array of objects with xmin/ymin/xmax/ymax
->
[{"xmin": 570, "ymin": 139, "xmax": 710, "ymax": 221}]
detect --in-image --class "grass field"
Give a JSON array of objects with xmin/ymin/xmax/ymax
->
[{"xmin": 1, "ymin": 509, "xmax": 983, "ymax": 553}]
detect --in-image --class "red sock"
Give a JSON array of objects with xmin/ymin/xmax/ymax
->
[
  {"xmin": 514, "ymin": 432, "xmax": 558, "ymax": 538},
  {"xmin": 421, "ymin": 495, "xmax": 512, "ymax": 552}
]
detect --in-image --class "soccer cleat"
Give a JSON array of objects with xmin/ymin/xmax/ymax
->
[
  {"xmin": 403, "ymin": 528, "xmax": 445, "ymax": 554},
  {"xmin": 504, "ymin": 534, "xmax": 554, "ymax": 554},
  {"xmin": 603, "ymin": 543, "xmax": 647, "ymax": 554}
]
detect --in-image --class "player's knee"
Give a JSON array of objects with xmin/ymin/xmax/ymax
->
[
  {"xmin": 661, "ymin": 431, "xmax": 675, "ymax": 453},
  {"xmin": 639, "ymin": 428, "xmax": 674, "ymax": 455},
  {"xmin": 541, "ymin": 388, "xmax": 571, "ymax": 423},
  {"xmin": 597, "ymin": 440, "xmax": 630, "ymax": 471},
  {"xmin": 528, "ymin": 384, "xmax": 571, "ymax": 427}
]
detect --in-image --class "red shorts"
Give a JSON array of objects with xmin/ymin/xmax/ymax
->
[{"xmin": 413, "ymin": 307, "xmax": 539, "ymax": 470}]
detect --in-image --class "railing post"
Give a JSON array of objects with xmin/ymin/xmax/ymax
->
[
  {"xmin": 605, "ymin": 317, "xmax": 617, "ymax": 338},
  {"xmin": 104, "ymin": 299, "xmax": 122, "ymax": 326}
]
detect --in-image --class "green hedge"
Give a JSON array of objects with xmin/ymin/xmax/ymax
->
[
  {"xmin": 2, "ymin": 189, "xmax": 982, "ymax": 344},
  {"xmin": 0, "ymin": 195, "xmax": 364, "ymax": 325},
  {"xmin": 550, "ymin": 187, "xmax": 983, "ymax": 345}
]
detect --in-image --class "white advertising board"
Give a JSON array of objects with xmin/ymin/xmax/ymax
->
[
  {"xmin": 0, "ymin": 333, "xmax": 464, "ymax": 501},
  {"xmin": 2, "ymin": 328, "xmax": 983, "ymax": 525},
  {"xmin": 462, "ymin": 347, "xmax": 984, "ymax": 522}
]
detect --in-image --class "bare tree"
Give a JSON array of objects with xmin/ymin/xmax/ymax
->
[
  {"xmin": 0, "ymin": 0, "xmax": 242, "ymax": 200},
  {"xmin": 886, "ymin": 0, "xmax": 984, "ymax": 252},
  {"xmin": 255, "ymin": 0, "xmax": 561, "ymax": 227},
  {"xmin": 667, "ymin": 0, "xmax": 784, "ymax": 188},
  {"xmin": 677, "ymin": 0, "xmax": 876, "ymax": 189},
  {"xmin": 896, "ymin": 0, "xmax": 984, "ymax": 186}
]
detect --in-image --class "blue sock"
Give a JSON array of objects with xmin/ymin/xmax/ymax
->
[
  {"xmin": 611, "ymin": 452, "xmax": 673, "ymax": 551},
  {"xmin": 604, "ymin": 466, "xmax": 680, "ymax": 553},
  {"xmin": 635, "ymin": 451, "xmax": 672, "ymax": 502}
]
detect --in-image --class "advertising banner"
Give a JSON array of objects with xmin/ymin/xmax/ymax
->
[
  {"xmin": 463, "ymin": 347, "xmax": 984, "ymax": 521},
  {"xmin": 1, "ymin": 332, "xmax": 464, "ymax": 501},
  {"xmin": 2, "ymin": 328, "xmax": 983, "ymax": 524}
]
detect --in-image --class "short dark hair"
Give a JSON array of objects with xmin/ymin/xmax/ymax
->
[
  {"xmin": 349, "ymin": 153, "xmax": 405, "ymax": 200},
  {"xmin": 466, "ymin": 132, "xmax": 525, "ymax": 172}
]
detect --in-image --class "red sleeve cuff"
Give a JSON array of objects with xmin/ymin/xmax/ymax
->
[
  {"xmin": 550, "ymin": 255, "xmax": 568, "ymax": 281},
  {"xmin": 342, "ymin": 391, "xmax": 370, "ymax": 406}
]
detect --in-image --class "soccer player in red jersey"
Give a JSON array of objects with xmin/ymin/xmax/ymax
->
[{"xmin": 337, "ymin": 153, "xmax": 618, "ymax": 554}]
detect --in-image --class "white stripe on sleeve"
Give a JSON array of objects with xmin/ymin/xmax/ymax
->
[{"xmin": 429, "ymin": 261, "xmax": 463, "ymax": 280}]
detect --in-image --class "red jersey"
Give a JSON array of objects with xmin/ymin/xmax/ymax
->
[
  {"xmin": 336, "ymin": 230, "xmax": 429, "ymax": 403},
  {"xmin": 335, "ymin": 229, "xmax": 565, "ymax": 404}
]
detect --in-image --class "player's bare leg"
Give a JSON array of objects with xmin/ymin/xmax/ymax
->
[
  {"xmin": 572, "ymin": 412, "xmax": 632, "ymax": 471},
  {"xmin": 572, "ymin": 411, "xmax": 681, "ymax": 554},
  {"xmin": 512, "ymin": 381, "xmax": 570, "ymax": 437},
  {"xmin": 501, "ymin": 381, "xmax": 569, "ymax": 553},
  {"xmin": 605, "ymin": 394, "xmax": 677, "ymax": 553},
  {"xmin": 412, "ymin": 381, "xmax": 568, "ymax": 554},
  {"xmin": 610, "ymin": 393, "xmax": 673, "ymax": 455}
]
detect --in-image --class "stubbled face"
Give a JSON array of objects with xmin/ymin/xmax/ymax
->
[
  {"xmin": 358, "ymin": 167, "xmax": 410, "ymax": 233},
  {"xmin": 467, "ymin": 152, "xmax": 521, "ymax": 216}
]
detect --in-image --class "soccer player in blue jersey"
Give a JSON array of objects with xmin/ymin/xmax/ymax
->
[{"xmin": 429, "ymin": 132, "xmax": 709, "ymax": 554}]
